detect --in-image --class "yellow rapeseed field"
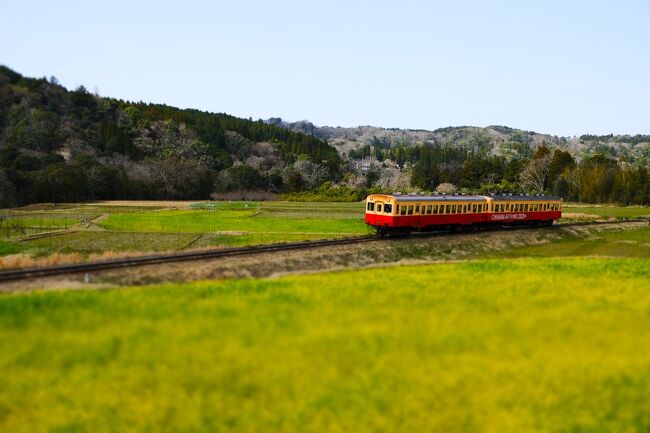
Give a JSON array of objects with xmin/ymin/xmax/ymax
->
[{"xmin": 1, "ymin": 257, "xmax": 649, "ymax": 432}]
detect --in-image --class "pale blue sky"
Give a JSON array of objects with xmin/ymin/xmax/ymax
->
[{"xmin": 2, "ymin": 0, "xmax": 649, "ymax": 136}]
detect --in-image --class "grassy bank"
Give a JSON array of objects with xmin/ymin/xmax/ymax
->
[
  {"xmin": 495, "ymin": 225, "xmax": 650, "ymax": 259},
  {"xmin": 1, "ymin": 258, "xmax": 649, "ymax": 432}
]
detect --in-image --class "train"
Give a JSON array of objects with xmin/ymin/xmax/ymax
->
[{"xmin": 365, "ymin": 193, "xmax": 563, "ymax": 235}]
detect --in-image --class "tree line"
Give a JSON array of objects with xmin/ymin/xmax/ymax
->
[{"xmin": 406, "ymin": 144, "xmax": 649, "ymax": 205}]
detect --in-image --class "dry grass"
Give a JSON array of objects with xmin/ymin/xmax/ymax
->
[{"xmin": 0, "ymin": 250, "xmax": 162, "ymax": 270}]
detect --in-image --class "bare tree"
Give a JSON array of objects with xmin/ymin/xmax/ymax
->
[
  {"xmin": 293, "ymin": 159, "xmax": 328, "ymax": 189},
  {"xmin": 520, "ymin": 155, "xmax": 551, "ymax": 193},
  {"xmin": 435, "ymin": 183, "xmax": 457, "ymax": 194}
]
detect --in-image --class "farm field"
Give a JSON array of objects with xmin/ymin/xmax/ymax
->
[
  {"xmin": 0, "ymin": 201, "xmax": 368, "ymax": 264},
  {"xmin": 562, "ymin": 204, "xmax": 650, "ymax": 219},
  {"xmin": 1, "ymin": 258, "xmax": 650, "ymax": 432}
]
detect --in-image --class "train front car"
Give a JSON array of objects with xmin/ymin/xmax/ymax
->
[
  {"xmin": 365, "ymin": 194, "xmax": 399, "ymax": 235},
  {"xmin": 365, "ymin": 193, "xmax": 490, "ymax": 235}
]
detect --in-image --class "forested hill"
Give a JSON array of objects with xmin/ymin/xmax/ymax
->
[{"xmin": 0, "ymin": 66, "xmax": 340, "ymax": 206}]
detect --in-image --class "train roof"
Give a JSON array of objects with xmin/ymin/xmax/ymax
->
[
  {"xmin": 370, "ymin": 193, "xmax": 562, "ymax": 202},
  {"xmin": 392, "ymin": 195, "xmax": 486, "ymax": 202},
  {"xmin": 489, "ymin": 194, "xmax": 562, "ymax": 201}
]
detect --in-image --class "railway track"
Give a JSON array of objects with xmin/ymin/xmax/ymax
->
[{"xmin": 0, "ymin": 219, "xmax": 645, "ymax": 283}]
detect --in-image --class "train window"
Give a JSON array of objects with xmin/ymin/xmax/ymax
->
[
  {"xmin": 426, "ymin": 205, "xmax": 432, "ymax": 215},
  {"xmin": 396, "ymin": 205, "xmax": 400, "ymax": 214},
  {"xmin": 367, "ymin": 202, "xmax": 374, "ymax": 211},
  {"xmin": 471, "ymin": 204, "xmax": 476, "ymax": 213},
  {"xmin": 407, "ymin": 206, "xmax": 414, "ymax": 215},
  {"xmin": 432, "ymin": 205, "xmax": 437, "ymax": 214},
  {"xmin": 415, "ymin": 204, "xmax": 420, "ymax": 214},
  {"xmin": 451, "ymin": 204, "xmax": 456, "ymax": 213},
  {"xmin": 445, "ymin": 205, "xmax": 450, "ymax": 214},
  {"xmin": 377, "ymin": 204, "xmax": 383, "ymax": 213},
  {"xmin": 400, "ymin": 206, "xmax": 406, "ymax": 216},
  {"xmin": 463, "ymin": 205, "xmax": 467, "ymax": 213},
  {"xmin": 384, "ymin": 204, "xmax": 392, "ymax": 214}
]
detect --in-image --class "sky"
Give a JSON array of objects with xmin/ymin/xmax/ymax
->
[{"xmin": 2, "ymin": 0, "xmax": 649, "ymax": 136}]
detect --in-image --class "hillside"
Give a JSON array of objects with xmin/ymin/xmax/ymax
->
[{"xmin": 0, "ymin": 66, "xmax": 340, "ymax": 206}]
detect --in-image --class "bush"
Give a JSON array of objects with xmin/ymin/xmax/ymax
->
[{"xmin": 281, "ymin": 182, "xmax": 382, "ymax": 202}]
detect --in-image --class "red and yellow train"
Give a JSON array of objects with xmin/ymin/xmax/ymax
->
[{"xmin": 365, "ymin": 193, "xmax": 562, "ymax": 235}]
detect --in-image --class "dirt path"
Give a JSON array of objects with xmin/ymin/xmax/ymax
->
[{"xmin": 2, "ymin": 221, "xmax": 646, "ymax": 293}]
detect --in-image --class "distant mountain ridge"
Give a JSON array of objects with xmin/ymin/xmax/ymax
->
[{"xmin": 267, "ymin": 118, "xmax": 650, "ymax": 163}]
